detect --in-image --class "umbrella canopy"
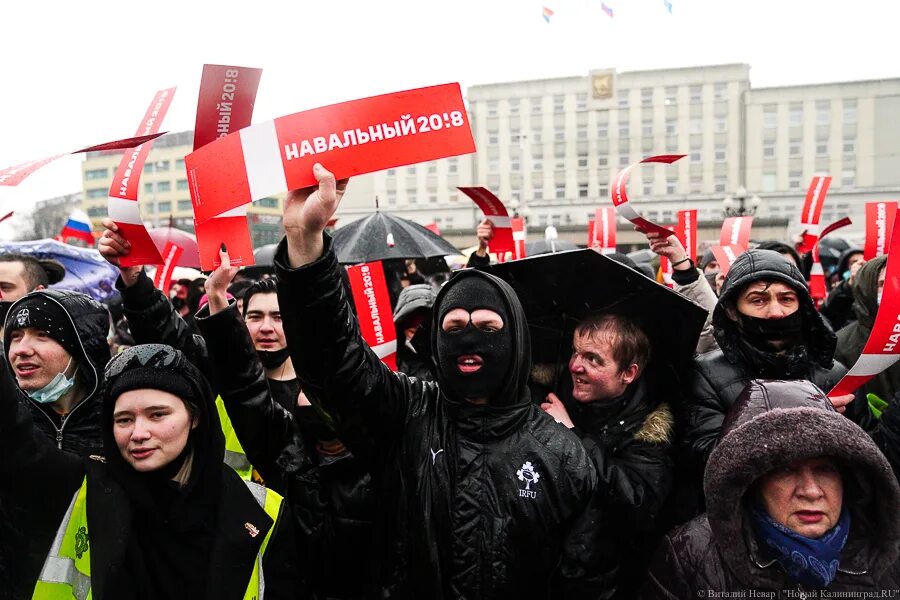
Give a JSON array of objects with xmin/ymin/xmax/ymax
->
[
  {"xmin": 525, "ymin": 239, "xmax": 579, "ymax": 256},
  {"xmin": 332, "ymin": 212, "xmax": 460, "ymax": 264},
  {"xmin": 252, "ymin": 243, "xmax": 277, "ymax": 266},
  {"xmin": 0, "ymin": 239, "xmax": 120, "ymax": 302},
  {"xmin": 147, "ymin": 227, "xmax": 201, "ymax": 268},
  {"xmin": 481, "ymin": 249, "xmax": 706, "ymax": 374}
]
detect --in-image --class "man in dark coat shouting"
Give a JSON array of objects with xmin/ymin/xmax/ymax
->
[{"xmin": 272, "ymin": 163, "xmax": 611, "ymax": 599}]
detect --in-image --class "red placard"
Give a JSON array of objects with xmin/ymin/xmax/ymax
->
[
  {"xmin": 589, "ymin": 207, "xmax": 617, "ymax": 254},
  {"xmin": 809, "ymin": 217, "xmax": 853, "ymax": 303},
  {"xmin": 611, "ymin": 154, "xmax": 686, "ymax": 237},
  {"xmin": 346, "ymin": 261, "xmax": 397, "ymax": 371},
  {"xmin": 192, "ymin": 65, "xmax": 263, "ymax": 270},
  {"xmin": 719, "ymin": 216, "xmax": 753, "ymax": 249},
  {"xmin": 676, "ymin": 209, "xmax": 698, "ymax": 263},
  {"xmin": 710, "ymin": 244, "xmax": 744, "ymax": 277},
  {"xmin": 512, "ymin": 217, "xmax": 526, "ymax": 260},
  {"xmin": 425, "ymin": 222, "xmax": 441, "ymax": 236},
  {"xmin": 0, "ymin": 211, "xmax": 13, "ymax": 224},
  {"xmin": 800, "ymin": 175, "xmax": 832, "ymax": 249},
  {"xmin": 864, "ymin": 202, "xmax": 898, "ymax": 260},
  {"xmin": 152, "ymin": 242, "xmax": 184, "ymax": 291},
  {"xmin": 829, "ymin": 222, "xmax": 900, "ymax": 397},
  {"xmin": 108, "ymin": 88, "xmax": 177, "ymax": 266},
  {"xmin": 458, "ymin": 187, "xmax": 515, "ymax": 255},
  {"xmin": 187, "ymin": 83, "xmax": 476, "ymax": 224}
]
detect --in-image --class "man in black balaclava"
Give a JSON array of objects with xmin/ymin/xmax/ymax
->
[{"xmin": 272, "ymin": 163, "xmax": 613, "ymax": 599}]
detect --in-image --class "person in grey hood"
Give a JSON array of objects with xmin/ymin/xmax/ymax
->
[
  {"xmin": 273, "ymin": 163, "xmax": 612, "ymax": 598},
  {"xmin": 393, "ymin": 283, "xmax": 436, "ymax": 381},
  {"xmin": 642, "ymin": 379, "xmax": 900, "ymax": 597}
]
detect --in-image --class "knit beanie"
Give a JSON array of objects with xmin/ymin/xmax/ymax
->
[{"xmin": 4, "ymin": 294, "xmax": 80, "ymax": 359}]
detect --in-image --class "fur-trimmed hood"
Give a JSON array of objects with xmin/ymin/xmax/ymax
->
[{"xmin": 704, "ymin": 379, "xmax": 900, "ymax": 586}]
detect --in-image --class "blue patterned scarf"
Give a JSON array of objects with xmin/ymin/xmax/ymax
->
[{"xmin": 750, "ymin": 505, "xmax": 851, "ymax": 589}]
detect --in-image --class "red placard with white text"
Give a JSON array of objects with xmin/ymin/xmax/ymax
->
[
  {"xmin": 187, "ymin": 83, "xmax": 476, "ymax": 224},
  {"xmin": 108, "ymin": 88, "xmax": 176, "ymax": 266},
  {"xmin": 809, "ymin": 217, "xmax": 852, "ymax": 303},
  {"xmin": 719, "ymin": 216, "xmax": 753, "ymax": 249},
  {"xmin": 829, "ymin": 222, "xmax": 900, "ymax": 397},
  {"xmin": 676, "ymin": 209, "xmax": 698, "ymax": 263},
  {"xmin": 152, "ymin": 242, "xmax": 184, "ymax": 291},
  {"xmin": 458, "ymin": 187, "xmax": 515, "ymax": 255},
  {"xmin": 512, "ymin": 217, "xmax": 526, "ymax": 260},
  {"xmin": 347, "ymin": 261, "xmax": 397, "ymax": 371},
  {"xmin": 588, "ymin": 207, "xmax": 617, "ymax": 254},
  {"xmin": 710, "ymin": 244, "xmax": 745, "ymax": 277},
  {"xmin": 193, "ymin": 64, "xmax": 263, "ymax": 270},
  {"xmin": 864, "ymin": 202, "xmax": 898, "ymax": 260},
  {"xmin": 0, "ymin": 132, "xmax": 166, "ymax": 187},
  {"xmin": 611, "ymin": 155, "xmax": 686, "ymax": 237},
  {"xmin": 800, "ymin": 175, "xmax": 832, "ymax": 250}
]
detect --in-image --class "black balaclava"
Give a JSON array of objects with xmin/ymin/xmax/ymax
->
[
  {"xmin": 435, "ymin": 276, "xmax": 513, "ymax": 403},
  {"xmin": 258, "ymin": 347, "xmax": 290, "ymax": 369},
  {"xmin": 737, "ymin": 311, "xmax": 804, "ymax": 353}
]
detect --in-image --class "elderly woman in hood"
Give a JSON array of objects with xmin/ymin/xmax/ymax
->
[{"xmin": 642, "ymin": 379, "xmax": 900, "ymax": 597}]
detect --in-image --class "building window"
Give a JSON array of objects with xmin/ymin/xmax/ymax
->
[
  {"xmin": 816, "ymin": 142, "xmax": 829, "ymax": 156},
  {"xmin": 578, "ymin": 183, "xmax": 588, "ymax": 198},
  {"xmin": 156, "ymin": 181, "xmax": 171, "ymax": 192},
  {"xmin": 666, "ymin": 180, "xmax": 677, "ymax": 194},
  {"xmin": 617, "ymin": 89, "xmax": 629, "ymax": 108},
  {"xmin": 842, "ymin": 169, "xmax": 856, "ymax": 187},
  {"xmin": 666, "ymin": 119, "xmax": 677, "ymax": 135},
  {"xmin": 789, "ymin": 170, "xmax": 802, "ymax": 189},
  {"xmin": 553, "ymin": 94, "xmax": 565, "ymax": 112},
  {"xmin": 175, "ymin": 159, "xmax": 185, "ymax": 171},
  {"xmin": 85, "ymin": 168, "xmax": 108, "ymax": 180},
  {"xmin": 531, "ymin": 97, "xmax": 542, "ymax": 114},
  {"xmin": 257, "ymin": 197, "xmax": 279, "ymax": 208},
  {"xmin": 763, "ymin": 140, "xmax": 776, "ymax": 158},
  {"xmin": 642, "ymin": 119, "xmax": 653, "ymax": 136},
  {"xmin": 488, "ymin": 161, "xmax": 499, "ymax": 173},
  {"xmin": 714, "ymin": 116, "xmax": 727, "ymax": 132},
  {"xmin": 176, "ymin": 179, "xmax": 189, "ymax": 190},
  {"xmin": 715, "ymin": 147, "xmax": 726, "ymax": 162},
  {"xmin": 598, "ymin": 156, "xmax": 608, "ymax": 167},
  {"xmin": 689, "ymin": 118, "xmax": 701, "ymax": 134},
  {"xmin": 86, "ymin": 188, "xmax": 107, "ymax": 199},
  {"xmin": 664, "ymin": 86, "xmax": 677, "ymax": 105},
  {"xmin": 789, "ymin": 102, "xmax": 803, "ymax": 127},
  {"xmin": 86, "ymin": 206, "xmax": 106, "ymax": 217},
  {"xmin": 177, "ymin": 199, "xmax": 192, "ymax": 211},
  {"xmin": 619, "ymin": 124, "xmax": 629, "ymax": 138},
  {"xmin": 156, "ymin": 201, "xmax": 171, "ymax": 212},
  {"xmin": 487, "ymin": 101, "xmax": 498, "ymax": 117},
  {"xmin": 406, "ymin": 188, "xmax": 417, "ymax": 204},
  {"xmin": 789, "ymin": 138, "xmax": 801, "ymax": 156},
  {"xmin": 155, "ymin": 160, "xmax": 170, "ymax": 172},
  {"xmin": 533, "ymin": 160, "xmax": 543, "ymax": 171},
  {"xmin": 598, "ymin": 123, "xmax": 608, "ymax": 137},
  {"xmin": 643, "ymin": 183, "xmax": 653, "ymax": 196},
  {"xmin": 555, "ymin": 186, "xmax": 566, "ymax": 200},
  {"xmin": 714, "ymin": 177, "xmax": 727, "ymax": 193},
  {"xmin": 714, "ymin": 82, "xmax": 727, "ymax": 100},
  {"xmin": 598, "ymin": 186, "xmax": 608, "ymax": 197},
  {"xmin": 511, "ymin": 160, "xmax": 521, "ymax": 172},
  {"xmin": 448, "ymin": 158, "xmax": 458, "ymax": 173},
  {"xmin": 843, "ymin": 141, "xmax": 855, "ymax": 155},
  {"xmin": 763, "ymin": 105, "xmax": 777, "ymax": 129},
  {"xmin": 690, "ymin": 150, "xmax": 701, "ymax": 162},
  {"xmin": 689, "ymin": 85, "xmax": 702, "ymax": 103},
  {"xmin": 843, "ymin": 99, "xmax": 857, "ymax": 124},
  {"xmin": 488, "ymin": 135, "xmax": 499, "ymax": 145},
  {"xmin": 641, "ymin": 88, "xmax": 653, "ymax": 106},
  {"xmin": 534, "ymin": 187, "xmax": 543, "ymax": 201},
  {"xmin": 144, "ymin": 183, "xmax": 153, "ymax": 194},
  {"xmin": 816, "ymin": 99, "xmax": 831, "ymax": 125},
  {"xmin": 509, "ymin": 98, "xmax": 520, "ymax": 115},
  {"xmin": 408, "ymin": 165, "xmax": 417, "ymax": 174},
  {"xmin": 577, "ymin": 157, "xmax": 588, "ymax": 168},
  {"xmin": 576, "ymin": 93, "xmax": 587, "ymax": 110},
  {"xmin": 577, "ymin": 126, "xmax": 587, "ymax": 140},
  {"xmin": 554, "ymin": 130, "xmax": 565, "ymax": 141}
]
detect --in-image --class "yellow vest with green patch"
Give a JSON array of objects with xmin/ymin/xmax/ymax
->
[
  {"xmin": 216, "ymin": 395, "xmax": 254, "ymax": 480},
  {"xmin": 32, "ymin": 477, "xmax": 282, "ymax": 600}
]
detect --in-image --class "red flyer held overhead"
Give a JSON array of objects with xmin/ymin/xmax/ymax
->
[
  {"xmin": 107, "ymin": 88, "xmax": 176, "ymax": 266},
  {"xmin": 192, "ymin": 64, "xmax": 264, "ymax": 270},
  {"xmin": 152, "ymin": 242, "xmax": 184, "ymax": 291},
  {"xmin": 611, "ymin": 155, "xmax": 686, "ymax": 237},
  {"xmin": 809, "ymin": 217, "xmax": 852, "ymax": 304},
  {"xmin": 719, "ymin": 216, "xmax": 753, "ymax": 249},
  {"xmin": 864, "ymin": 201, "xmax": 897, "ymax": 260},
  {"xmin": 799, "ymin": 175, "xmax": 832, "ymax": 250},
  {"xmin": 829, "ymin": 221, "xmax": 900, "ymax": 398},
  {"xmin": 187, "ymin": 83, "xmax": 476, "ymax": 224},
  {"xmin": 676, "ymin": 209, "xmax": 698, "ymax": 263},
  {"xmin": 588, "ymin": 207, "xmax": 617, "ymax": 254},
  {"xmin": 710, "ymin": 244, "xmax": 744, "ymax": 277},
  {"xmin": 347, "ymin": 261, "xmax": 398, "ymax": 371},
  {"xmin": 458, "ymin": 187, "xmax": 515, "ymax": 255}
]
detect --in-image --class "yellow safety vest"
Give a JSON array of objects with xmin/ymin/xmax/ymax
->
[
  {"xmin": 33, "ymin": 477, "xmax": 283, "ymax": 600},
  {"xmin": 216, "ymin": 395, "xmax": 254, "ymax": 481}
]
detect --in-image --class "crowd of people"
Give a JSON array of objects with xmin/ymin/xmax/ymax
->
[{"xmin": 1, "ymin": 162, "xmax": 899, "ymax": 599}]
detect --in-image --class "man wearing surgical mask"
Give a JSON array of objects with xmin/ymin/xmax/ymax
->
[
  {"xmin": 3, "ymin": 290, "xmax": 110, "ymax": 456},
  {"xmin": 836, "ymin": 256, "xmax": 898, "ymax": 405}
]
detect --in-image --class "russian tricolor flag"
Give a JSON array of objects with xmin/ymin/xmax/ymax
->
[
  {"xmin": 58, "ymin": 209, "xmax": 95, "ymax": 245},
  {"xmin": 542, "ymin": 6, "xmax": 554, "ymax": 23},
  {"xmin": 601, "ymin": 2, "xmax": 614, "ymax": 17}
]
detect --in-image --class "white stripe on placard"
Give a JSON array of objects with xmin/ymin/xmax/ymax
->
[
  {"xmin": 810, "ymin": 263, "xmax": 824, "ymax": 275},
  {"xmin": 804, "ymin": 223, "xmax": 822, "ymax": 234},
  {"xmin": 107, "ymin": 197, "xmax": 143, "ymax": 224},
  {"xmin": 488, "ymin": 215, "xmax": 512, "ymax": 229},
  {"xmin": 512, "ymin": 231, "xmax": 526, "ymax": 241},
  {"xmin": 616, "ymin": 202, "xmax": 642, "ymax": 222},
  {"xmin": 846, "ymin": 353, "xmax": 900, "ymax": 377},
  {"xmin": 240, "ymin": 122, "xmax": 288, "ymax": 201},
  {"xmin": 372, "ymin": 340, "xmax": 397, "ymax": 359},
  {"xmin": 217, "ymin": 204, "xmax": 249, "ymax": 218}
]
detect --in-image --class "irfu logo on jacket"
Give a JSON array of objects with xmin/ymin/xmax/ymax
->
[{"xmin": 517, "ymin": 461, "xmax": 540, "ymax": 499}]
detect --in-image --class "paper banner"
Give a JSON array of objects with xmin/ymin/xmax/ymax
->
[
  {"xmin": 152, "ymin": 242, "xmax": 184, "ymax": 291},
  {"xmin": 187, "ymin": 83, "xmax": 476, "ymax": 224},
  {"xmin": 192, "ymin": 64, "xmax": 263, "ymax": 270},
  {"xmin": 676, "ymin": 209, "xmax": 698, "ymax": 263},
  {"xmin": 0, "ymin": 211, "xmax": 13, "ymax": 224},
  {"xmin": 0, "ymin": 133, "xmax": 166, "ymax": 187},
  {"xmin": 710, "ymin": 244, "xmax": 744, "ymax": 277},
  {"xmin": 719, "ymin": 216, "xmax": 753, "ymax": 249},
  {"xmin": 512, "ymin": 217, "xmax": 526, "ymax": 260},
  {"xmin": 829, "ymin": 221, "xmax": 900, "ymax": 397},
  {"xmin": 611, "ymin": 154, "xmax": 686, "ymax": 237},
  {"xmin": 809, "ymin": 217, "xmax": 852, "ymax": 303},
  {"xmin": 588, "ymin": 207, "xmax": 617, "ymax": 254},
  {"xmin": 864, "ymin": 202, "xmax": 898, "ymax": 260},
  {"xmin": 458, "ymin": 187, "xmax": 515, "ymax": 255},
  {"xmin": 799, "ymin": 175, "xmax": 832, "ymax": 250},
  {"xmin": 108, "ymin": 88, "xmax": 176, "ymax": 267},
  {"xmin": 346, "ymin": 261, "xmax": 397, "ymax": 371}
]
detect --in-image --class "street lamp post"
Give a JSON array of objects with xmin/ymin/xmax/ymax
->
[{"xmin": 722, "ymin": 185, "xmax": 761, "ymax": 217}]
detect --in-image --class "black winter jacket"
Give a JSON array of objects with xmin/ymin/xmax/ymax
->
[
  {"xmin": 275, "ymin": 235, "xmax": 611, "ymax": 599},
  {"xmin": 196, "ymin": 302, "xmax": 375, "ymax": 599},
  {"xmin": 642, "ymin": 380, "xmax": 900, "ymax": 598},
  {"xmin": 683, "ymin": 250, "xmax": 848, "ymax": 470}
]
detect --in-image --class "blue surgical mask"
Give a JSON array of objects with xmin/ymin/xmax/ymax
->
[{"xmin": 28, "ymin": 358, "xmax": 76, "ymax": 405}]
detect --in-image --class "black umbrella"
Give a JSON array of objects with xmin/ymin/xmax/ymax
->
[
  {"xmin": 480, "ymin": 249, "xmax": 706, "ymax": 375},
  {"xmin": 332, "ymin": 212, "xmax": 460, "ymax": 264},
  {"xmin": 525, "ymin": 239, "xmax": 579, "ymax": 256},
  {"xmin": 252, "ymin": 244, "xmax": 277, "ymax": 266}
]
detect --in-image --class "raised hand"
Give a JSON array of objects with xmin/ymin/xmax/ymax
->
[
  {"xmin": 97, "ymin": 218, "xmax": 143, "ymax": 287},
  {"xmin": 205, "ymin": 244, "xmax": 240, "ymax": 315},
  {"xmin": 283, "ymin": 163, "xmax": 349, "ymax": 268}
]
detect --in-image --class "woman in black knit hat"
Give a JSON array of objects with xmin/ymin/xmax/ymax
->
[{"xmin": 0, "ymin": 344, "xmax": 299, "ymax": 600}]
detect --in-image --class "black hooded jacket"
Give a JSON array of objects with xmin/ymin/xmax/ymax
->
[
  {"xmin": 683, "ymin": 250, "xmax": 848, "ymax": 471},
  {"xmin": 274, "ymin": 234, "xmax": 611, "ymax": 599},
  {"xmin": 3, "ymin": 289, "xmax": 111, "ymax": 456},
  {"xmin": 642, "ymin": 380, "xmax": 900, "ymax": 597},
  {"xmin": 0, "ymin": 344, "xmax": 298, "ymax": 600}
]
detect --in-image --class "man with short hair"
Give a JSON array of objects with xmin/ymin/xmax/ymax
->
[
  {"xmin": 0, "ymin": 254, "xmax": 49, "ymax": 302},
  {"xmin": 541, "ymin": 313, "xmax": 674, "ymax": 599}
]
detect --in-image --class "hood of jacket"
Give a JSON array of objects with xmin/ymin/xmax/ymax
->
[
  {"xmin": 3, "ymin": 289, "xmax": 111, "ymax": 406},
  {"xmin": 704, "ymin": 379, "xmax": 900, "ymax": 585},
  {"xmin": 430, "ymin": 269, "xmax": 533, "ymax": 439},
  {"xmin": 851, "ymin": 255, "xmax": 887, "ymax": 330},
  {"xmin": 393, "ymin": 283, "xmax": 436, "ymax": 327},
  {"xmin": 712, "ymin": 249, "xmax": 836, "ymax": 372},
  {"xmin": 836, "ymin": 247, "xmax": 864, "ymax": 278}
]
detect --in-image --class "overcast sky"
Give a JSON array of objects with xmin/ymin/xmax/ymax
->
[{"xmin": 1, "ymin": 0, "xmax": 897, "ymax": 237}]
